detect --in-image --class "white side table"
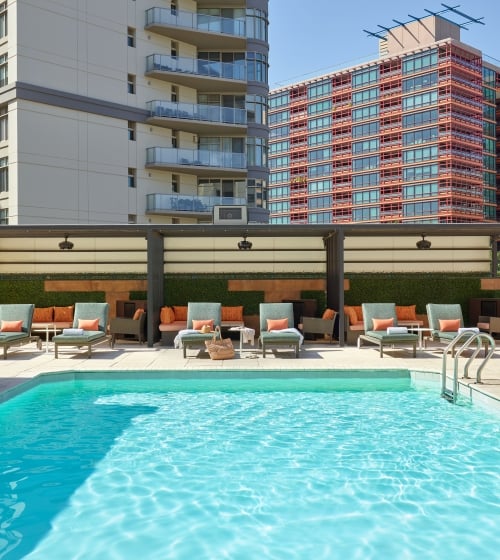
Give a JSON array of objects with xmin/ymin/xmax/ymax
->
[
  {"xmin": 407, "ymin": 327, "xmax": 432, "ymax": 350},
  {"xmin": 228, "ymin": 326, "xmax": 255, "ymax": 353}
]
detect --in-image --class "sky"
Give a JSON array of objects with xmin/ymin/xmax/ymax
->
[{"xmin": 268, "ymin": 0, "xmax": 500, "ymax": 89}]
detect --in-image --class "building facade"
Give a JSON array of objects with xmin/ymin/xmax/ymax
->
[
  {"xmin": 0, "ymin": 0, "xmax": 269, "ymax": 225},
  {"xmin": 268, "ymin": 15, "xmax": 500, "ymax": 225}
]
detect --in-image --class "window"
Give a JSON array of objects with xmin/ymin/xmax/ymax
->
[
  {"xmin": 247, "ymin": 51, "xmax": 268, "ymax": 83},
  {"xmin": 172, "ymin": 174, "xmax": 179, "ymax": 193},
  {"xmin": 308, "ymin": 163, "xmax": 332, "ymax": 178},
  {"xmin": 308, "ymin": 179, "xmax": 332, "ymax": 193},
  {"xmin": 308, "ymin": 195, "xmax": 332, "ymax": 209},
  {"xmin": 128, "ymin": 121, "xmax": 136, "ymax": 141},
  {"xmin": 352, "ymin": 155, "xmax": 379, "ymax": 172},
  {"xmin": 308, "ymin": 80, "xmax": 331, "ymax": 99},
  {"xmin": 127, "ymin": 74, "xmax": 135, "ymax": 94},
  {"xmin": 0, "ymin": 105, "xmax": 7, "ymax": 141},
  {"xmin": 308, "ymin": 100, "xmax": 332, "ymax": 115},
  {"xmin": 0, "ymin": 3, "xmax": 6, "ymax": 39},
  {"xmin": 308, "ymin": 115, "xmax": 331, "ymax": 131},
  {"xmin": 353, "ymin": 206, "xmax": 379, "ymax": 221},
  {"xmin": 403, "ymin": 200, "xmax": 439, "ymax": 217},
  {"xmin": 352, "ymin": 121, "xmax": 379, "ymax": 138},
  {"xmin": 269, "ymin": 140, "xmax": 289, "ymax": 154},
  {"xmin": 270, "ymin": 124, "xmax": 289, "ymax": 138},
  {"xmin": 171, "ymin": 131, "xmax": 178, "ymax": 148},
  {"xmin": 171, "ymin": 1, "xmax": 177, "ymax": 15},
  {"xmin": 171, "ymin": 86, "xmax": 178, "ymax": 103},
  {"xmin": 352, "ymin": 172, "xmax": 379, "ymax": 188},
  {"xmin": 308, "ymin": 211, "xmax": 332, "ymax": 224},
  {"xmin": 0, "ymin": 54, "xmax": 7, "ymax": 88},
  {"xmin": 308, "ymin": 132, "xmax": 331, "ymax": 146},
  {"xmin": 402, "ymin": 127, "xmax": 438, "ymax": 146},
  {"xmin": 402, "ymin": 90, "xmax": 438, "ymax": 111},
  {"xmin": 353, "ymin": 189, "xmax": 380, "ymax": 204},
  {"xmin": 270, "ymin": 170, "xmax": 289, "ymax": 184},
  {"xmin": 269, "ymin": 92, "xmax": 289, "ymax": 109},
  {"xmin": 402, "ymin": 108, "xmax": 438, "ymax": 128},
  {"xmin": 308, "ymin": 147, "xmax": 332, "ymax": 162},
  {"xmin": 352, "ymin": 138, "xmax": 379, "ymax": 155},
  {"xmin": 269, "ymin": 110, "xmax": 289, "ymax": 125},
  {"xmin": 403, "ymin": 182, "xmax": 438, "ymax": 199},
  {"xmin": 128, "ymin": 214, "xmax": 137, "ymax": 224},
  {"xmin": 402, "ymin": 72, "xmax": 438, "ymax": 93},
  {"xmin": 352, "ymin": 87, "xmax": 379, "ymax": 105},
  {"xmin": 171, "ymin": 41, "xmax": 178, "ymax": 58},
  {"xmin": 352, "ymin": 67, "xmax": 378, "ymax": 88},
  {"xmin": 402, "ymin": 145, "xmax": 438, "ymax": 164},
  {"xmin": 403, "ymin": 164, "xmax": 439, "ymax": 182},
  {"xmin": 269, "ymin": 155, "xmax": 289, "ymax": 169},
  {"xmin": 0, "ymin": 156, "xmax": 7, "ymax": 191},
  {"xmin": 128, "ymin": 168, "xmax": 136, "ymax": 188},
  {"xmin": 402, "ymin": 49, "xmax": 438, "ymax": 74},
  {"xmin": 0, "ymin": 208, "xmax": 7, "ymax": 224},
  {"xmin": 127, "ymin": 27, "xmax": 135, "ymax": 48},
  {"xmin": 352, "ymin": 104, "xmax": 378, "ymax": 122}
]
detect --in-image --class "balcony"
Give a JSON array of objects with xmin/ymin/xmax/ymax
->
[
  {"xmin": 145, "ymin": 8, "xmax": 246, "ymax": 49},
  {"xmin": 146, "ymin": 147, "xmax": 246, "ymax": 177},
  {"xmin": 146, "ymin": 193, "xmax": 247, "ymax": 217},
  {"xmin": 146, "ymin": 100, "xmax": 246, "ymax": 134},
  {"xmin": 146, "ymin": 54, "xmax": 247, "ymax": 92}
]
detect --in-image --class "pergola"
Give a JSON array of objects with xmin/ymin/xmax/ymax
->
[{"xmin": 0, "ymin": 222, "xmax": 498, "ymax": 346}]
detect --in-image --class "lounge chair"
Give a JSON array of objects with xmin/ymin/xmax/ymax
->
[
  {"xmin": 53, "ymin": 302, "xmax": 110, "ymax": 358},
  {"xmin": 426, "ymin": 303, "xmax": 486, "ymax": 355},
  {"xmin": 300, "ymin": 310, "xmax": 338, "ymax": 343},
  {"xmin": 259, "ymin": 302, "xmax": 302, "ymax": 358},
  {"xmin": 358, "ymin": 303, "xmax": 418, "ymax": 357},
  {"xmin": 0, "ymin": 303, "xmax": 40, "ymax": 359},
  {"xmin": 178, "ymin": 302, "xmax": 221, "ymax": 358}
]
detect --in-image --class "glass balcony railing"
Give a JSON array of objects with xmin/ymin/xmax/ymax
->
[
  {"xmin": 146, "ymin": 100, "xmax": 247, "ymax": 126},
  {"xmin": 147, "ymin": 193, "xmax": 247, "ymax": 214},
  {"xmin": 146, "ymin": 7, "xmax": 246, "ymax": 37},
  {"xmin": 146, "ymin": 147, "xmax": 246, "ymax": 170},
  {"xmin": 146, "ymin": 54, "xmax": 246, "ymax": 81}
]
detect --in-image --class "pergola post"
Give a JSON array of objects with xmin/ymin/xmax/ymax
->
[
  {"xmin": 324, "ymin": 229, "xmax": 345, "ymax": 345},
  {"xmin": 146, "ymin": 229, "xmax": 164, "ymax": 347}
]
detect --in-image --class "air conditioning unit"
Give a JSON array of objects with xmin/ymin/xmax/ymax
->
[{"xmin": 212, "ymin": 205, "xmax": 248, "ymax": 225}]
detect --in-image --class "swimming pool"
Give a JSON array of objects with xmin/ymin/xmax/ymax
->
[{"xmin": 0, "ymin": 370, "xmax": 499, "ymax": 559}]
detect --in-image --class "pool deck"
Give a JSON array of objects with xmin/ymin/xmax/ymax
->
[{"xmin": 1, "ymin": 338, "xmax": 500, "ymax": 409}]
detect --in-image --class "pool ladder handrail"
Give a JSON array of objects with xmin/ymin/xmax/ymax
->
[{"xmin": 441, "ymin": 331, "xmax": 495, "ymax": 403}]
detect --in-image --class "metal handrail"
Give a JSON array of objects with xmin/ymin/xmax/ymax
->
[{"xmin": 441, "ymin": 331, "xmax": 495, "ymax": 403}]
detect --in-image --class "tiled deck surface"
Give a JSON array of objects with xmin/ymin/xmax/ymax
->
[{"xmin": 1, "ymin": 337, "xmax": 500, "ymax": 410}]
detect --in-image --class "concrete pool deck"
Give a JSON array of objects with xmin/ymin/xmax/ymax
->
[{"xmin": 1, "ymin": 338, "xmax": 499, "ymax": 409}]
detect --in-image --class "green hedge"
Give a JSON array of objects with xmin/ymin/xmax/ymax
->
[{"xmin": 1, "ymin": 273, "xmax": 498, "ymax": 323}]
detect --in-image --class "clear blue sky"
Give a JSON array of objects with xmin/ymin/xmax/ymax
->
[{"xmin": 268, "ymin": 0, "xmax": 500, "ymax": 88}]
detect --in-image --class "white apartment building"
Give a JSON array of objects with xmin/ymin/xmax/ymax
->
[{"xmin": 0, "ymin": 0, "xmax": 269, "ymax": 225}]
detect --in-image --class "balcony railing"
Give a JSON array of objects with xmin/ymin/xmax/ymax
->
[
  {"xmin": 146, "ymin": 100, "xmax": 246, "ymax": 126},
  {"xmin": 146, "ymin": 147, "xmax": 246, "ymax": 170},
  {"xmin": 146, "ymin": 193, "xmax": 247, "ymax": 214},
  {"xmin": 146, "ymin": 54, "xmax": 246, "ymax": 81},
  {"xmin": 145, "ymin": 8, "xmax": 246, "ymax": 37}
]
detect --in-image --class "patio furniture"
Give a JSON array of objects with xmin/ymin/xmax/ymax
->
[
  {"xmin": 110, "ymin": 310, "xmax": 146, "ymax": 347},
  {"xmin": 53, "ymin": 303, "xmax": 110, "ymax": 358},
  {"xmin": 259, "ymin": 303, "xmax": 301, "ymax": 358},
  {"xmin": 300, "ymin": 310, "xmax": 338, "ymax": 343},
  {"xmin": 178, "ymin": 302, "xmax": 222, "ymax": 358},
  {"xmin": 0, "ymin": 303, "xmax": 40, "ymax": 359},
  {"xmin": 477, "ymin": 315, "xmax": 500, "ymax": 338},
  {"xmin": 358, "ymin": 303, "xmax": 418, "ymax": 358}
]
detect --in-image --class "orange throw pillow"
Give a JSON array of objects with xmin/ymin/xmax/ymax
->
[
  {"xmin": 54, "ymin": 306, "xmax": 74, "ymax": 322},
  {"xmin": 160, "ymin": 306, "xmax": 175, "ymax": 324},
  {"xmin": 439, "ymin": 319, "xmax": 460, "ymax": 332},
  {"xmin": 78, "ymin": 318, "xmax": 99, "ymax": 331},
  {"xmin": 344, "ymin": 306, "xmax": 358, "ymax": 326},
  {"xmin": 221, "ymin": 306, "xmax": 244, "ymax": 322},
  {"xmin": 173, "ymin": 306, "xmax": 188, "ymax": 321},
  {"xmin": 0, "ymin": 320, "xmax": 23, "ymax": 332},
  {"xmin": 372, "ymin": 317, "xmax": 394, "ymax": 331},
  {"xmin": 192, "ymin": 319, "xmax": 214, "ymax": 331},
  {"xmin": 322, "ymin": 308, "xmax": 336, "ymax": 320},
  {"xmin": 267, "ymin": 318, "xmax": 288, "ymax": 331},
  {"xmin": 352, "ymin": 306, "xmax": 363, "ymax": 322},
  {"xmin": 132, "ymin": 308, "xmax": 145, "ymax": 320},
  {"xmin": 33, "ymin": 306, "xmax": 54, "ymax": 322},
  {"xmin": 396, "ymin": 305, "xmax": 417, "ymax": 321}
]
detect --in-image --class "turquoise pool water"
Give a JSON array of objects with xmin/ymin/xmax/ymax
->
[{"xmin": 0, "ymin": 372, "xmax": 499, "ymax": 559}]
